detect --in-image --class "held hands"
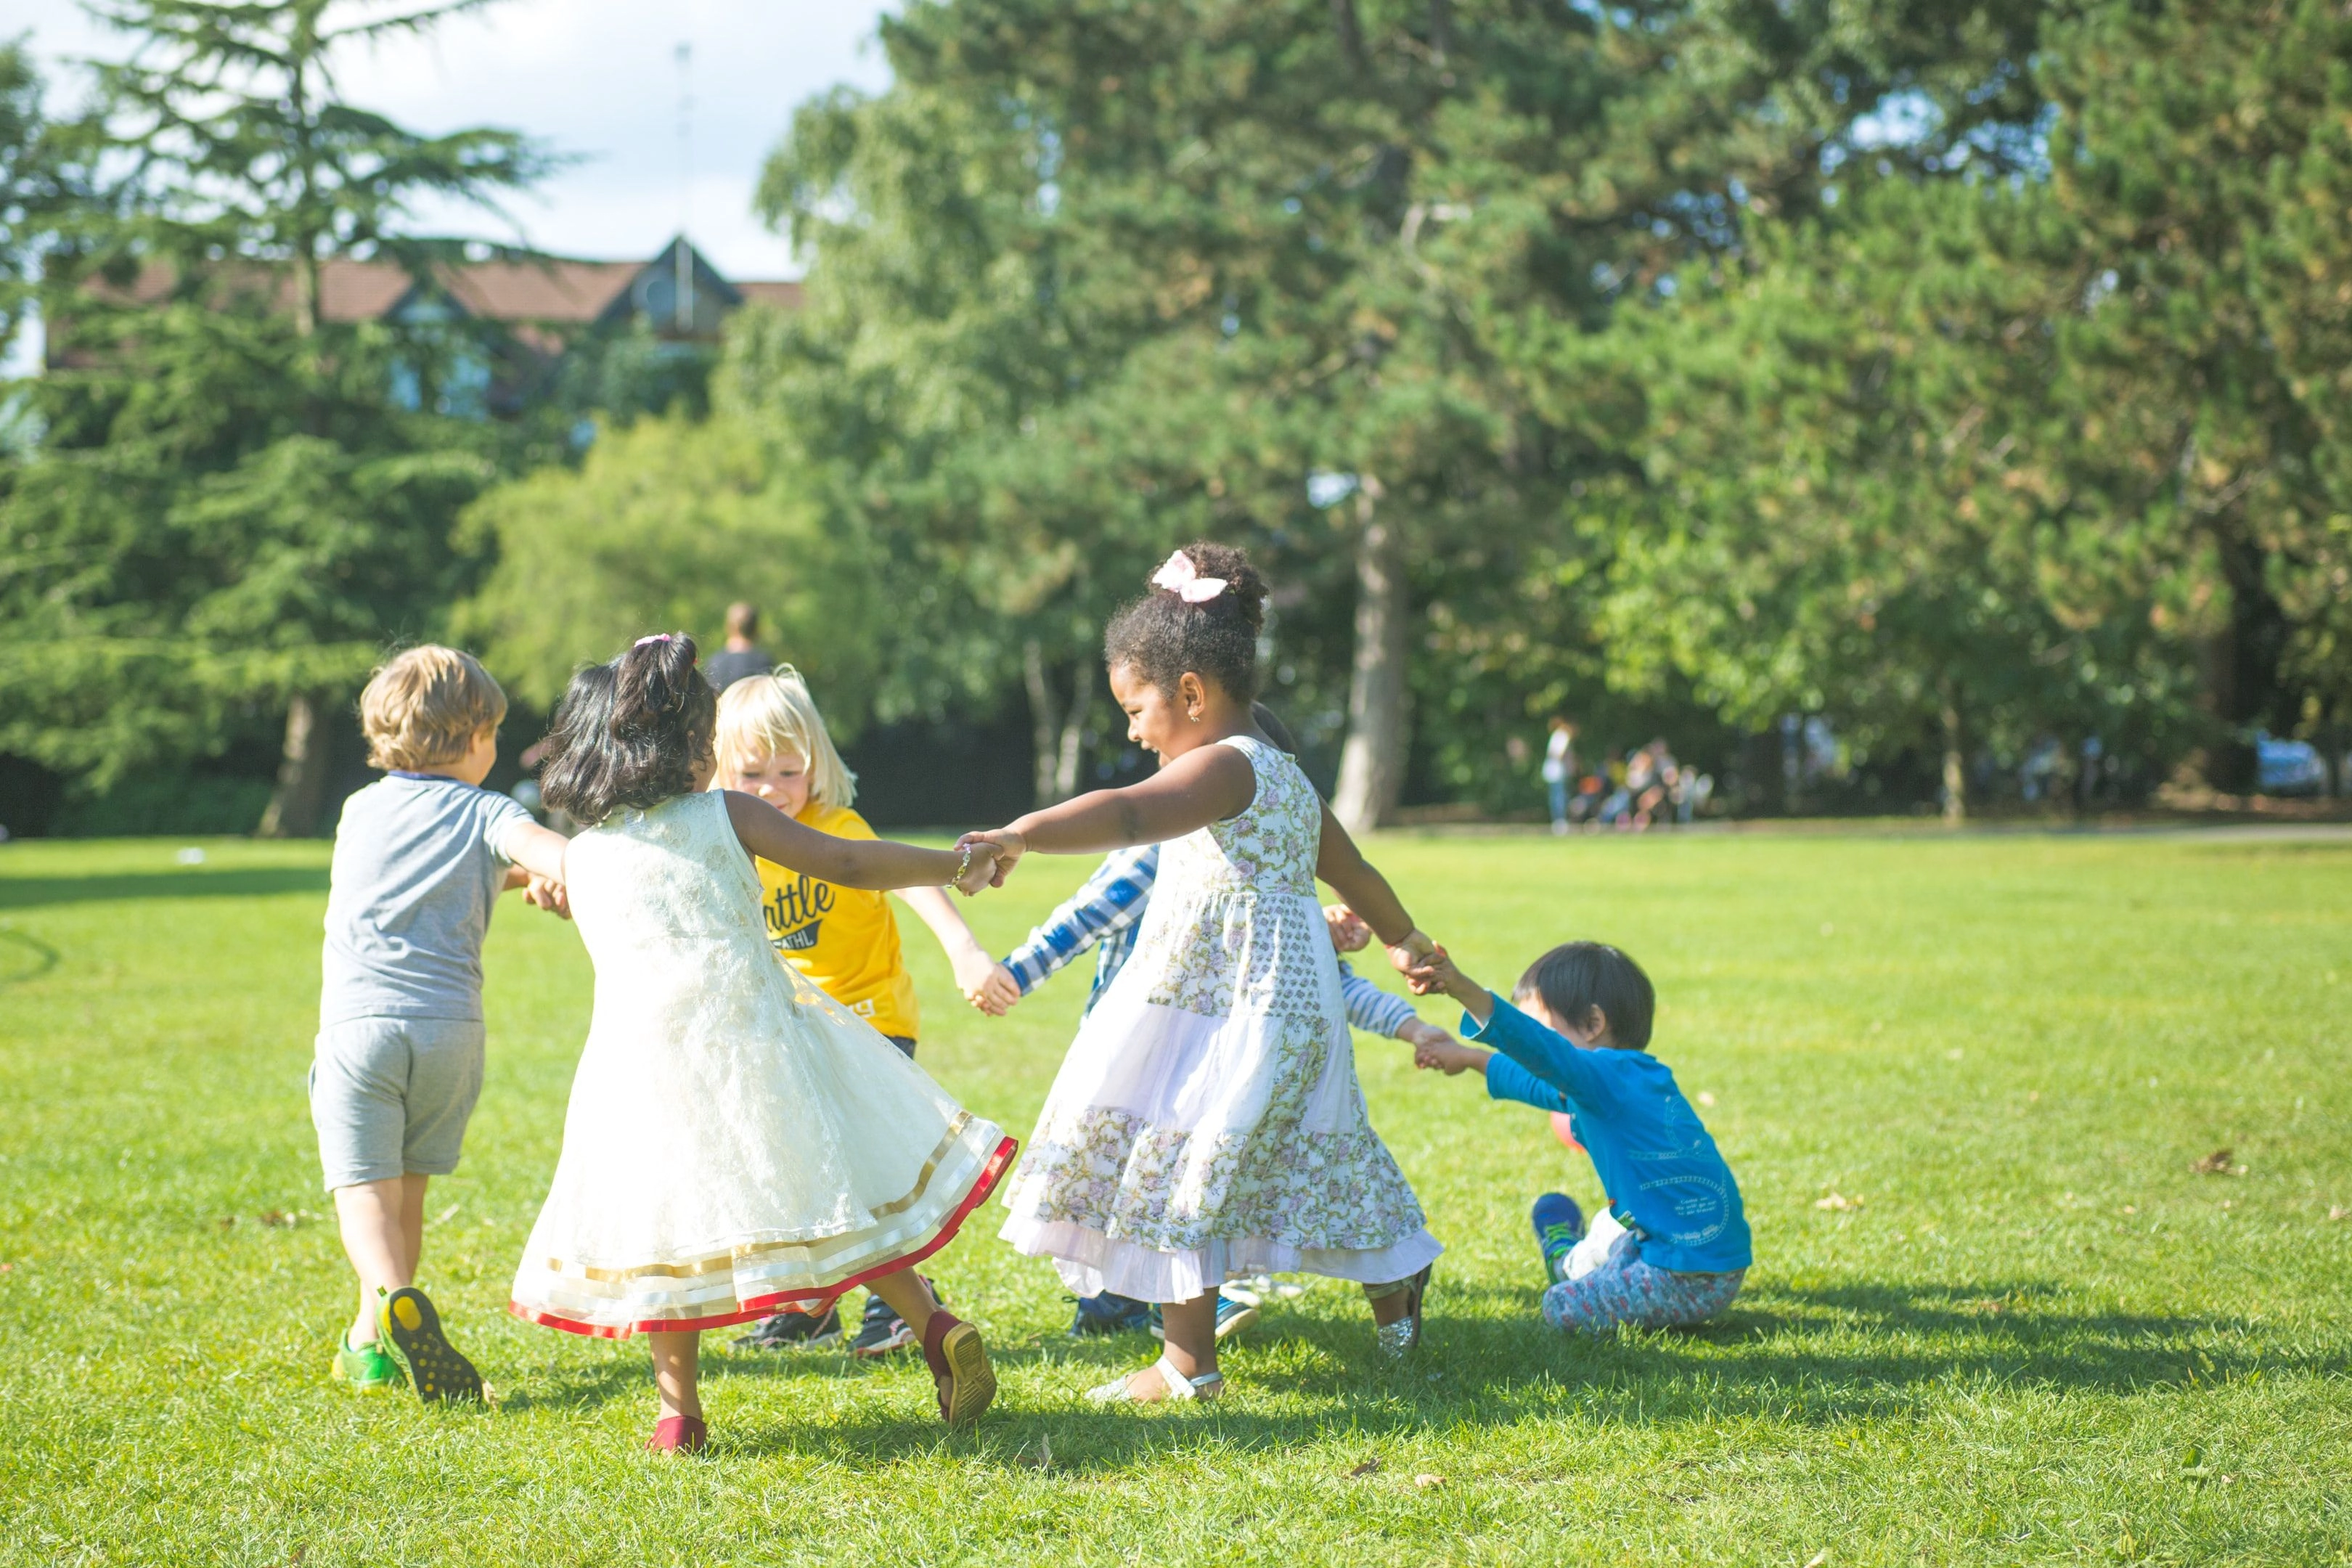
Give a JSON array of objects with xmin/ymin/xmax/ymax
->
[
  {"xmin": 967, "ymin": 963, "xmax": 1023, "ymax": 1016},
  {"xmin": 1413, "ymin": 1037, "xmax": 1491, "ymax": 1077},
  {"xmin": 1384, "ymin": 928, "xmax": 1445, "ymax": 992},
  {"xmin": 948, "ymin": 945, "xmax": 1004, "ymax": 1011},
  {"xmin": 523, "ymin": 875, "xmax": 572, "ymax": 920},
  {"xmin": 955, "ymin": 828, "xmax": 1026, "ymax": 889},
  {"xmin": 1323, "ymin": 904, "xmax": 1373, "ymax": 953},
  {"xmin": 950, "ymin": 843, "xmax": 999, "ymax": 897}
]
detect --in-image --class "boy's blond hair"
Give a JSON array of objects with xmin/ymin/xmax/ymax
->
[
  {"xmin": 359, "ymin": 646, "xmax": 508, "ymax": 772},
  {"xmin": 714, "ymin": 666, "xmax": 857, "ymax": 812}
]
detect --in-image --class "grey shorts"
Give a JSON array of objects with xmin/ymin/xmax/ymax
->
[{"xmin": 309, "ymin": 1016, "xmax": 486, "ymax": 1191}]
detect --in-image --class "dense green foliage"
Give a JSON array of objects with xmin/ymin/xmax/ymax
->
[
  {"xmin": 6, "ymin": 0, "xmax": 2351, "ymax": 831},
  {"xmin": 3, "ymin": 829, "xmax": 2346, "ymax": 1559},
  {"xmin": 0, "ymin": 1, "xmax": 550, "ymax": 822}
]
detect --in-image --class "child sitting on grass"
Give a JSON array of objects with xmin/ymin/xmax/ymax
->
[
  {"xmin": 1407, "ymin": 940, "xmax": 1750, "ymax": 1332},
  {"xmin": 314, "ymin": 646, "xmax": 572, "ymax": 1401}
]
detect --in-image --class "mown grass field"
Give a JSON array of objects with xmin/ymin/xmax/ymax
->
[{"xmin": 1, "ymin": 827, "xmax": 2347, "ymax": 1566}]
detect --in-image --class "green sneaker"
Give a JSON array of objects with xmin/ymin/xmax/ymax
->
[
  {"xmin": 332, "ymin": 1334, "xmax": 402, "ymax": 1392},
  {"xmin": 376, "ymin": 1286, "xmax": 483, "ymax": 1405}
]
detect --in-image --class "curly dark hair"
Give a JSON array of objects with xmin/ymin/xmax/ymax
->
[
  {"xmin": 537, "ymin": 634, "xmax": 717, "ymax": 825},
  {"xmin": 1102, "ymin": 542, "xmax": 1270, "ymax": 703}
]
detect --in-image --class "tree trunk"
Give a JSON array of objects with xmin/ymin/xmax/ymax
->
[
  {"xmin": 1332, "ymin": 479, "xmax": 1408, "ymax": 833},
  {"xmin": 258, "ymin": 692, "xmax": 332, "ymax": 838},
  {"xmin": 1052, "ymin": 657, "xmax": 1092, "ymax": 801},
  {"xmin": 1021, "ymin": 638, "xmax": 1062, "ymax": 809},
  {"xmin": 1940, "ymin": 690, "xmax": 1967, "ymax": 826}
]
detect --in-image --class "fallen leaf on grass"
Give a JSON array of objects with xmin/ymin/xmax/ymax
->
[
  {"xmin": 2190, "ymin": 1148, "xmax": 2241, "ymax": 1176},
  {"xmin": 1414, "ymin": 1473, "xmax": 1445, "ymax": 1489},
  {"xmin": 1697, "ymin": 1091, "xmax": 1717, "ymax": 1108},
  {"xmin": 2328, "ymin": 1206, "xmax": 2348, "ymax": 1222},
  {"xmin": 1804, "ymin": 1552, "xmax": 1829, "ymax": 1568},
  {"xmin": 1019, "ymin": 1434, "xmax": 1053, "ymax": 1469},
  {"xmin": 1815, "ymin": 1191, "xmax": 1863, "ymax": 1212},
  {"xmin": 1957, "ymin": 1297, "xmax": 2005, "ymax": 1316},
  {"xmin": 1347, "ymin": 1458, "xmax": 1381, "ymax": 1477}
]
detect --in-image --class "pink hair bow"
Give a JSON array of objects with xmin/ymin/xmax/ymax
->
[{"xmin": 1151, "ymin": 550, "xmax": 1228, "ymax": 603}]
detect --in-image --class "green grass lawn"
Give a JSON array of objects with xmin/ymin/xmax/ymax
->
[{"xmin": 1, "ymin": 828, "xmax": 2348, "ymax": 1566}]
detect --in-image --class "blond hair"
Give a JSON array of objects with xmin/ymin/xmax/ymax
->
[
  {"xmin": 359, "ymin": 646, "xmax": 508, "ymax": 771},
  {"xmin": 713, "ymin": 665, "xmax": 857, "ymax": 811}
]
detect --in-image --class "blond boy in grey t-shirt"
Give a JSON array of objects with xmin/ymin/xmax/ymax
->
[{"xmin": 313, "ymin": 647, "xmax": 570, "ymax": 1401}]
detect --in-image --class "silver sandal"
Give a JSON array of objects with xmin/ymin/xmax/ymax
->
[
  {"xmin": 1373, "ymin": 1263, "xmax": 1433, "ymax": 1360},
  {"xmin": 1087, "ymin": 1353, "xmax": 1224, "ymax": 1405}
]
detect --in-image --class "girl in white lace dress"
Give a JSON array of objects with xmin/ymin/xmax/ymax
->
[
  {"xmin": 966, "ymin": 545, "xmax": 1445, "ymax": 1405},
  {"xmin": 510, "ymin": 634, "xmax": 1011, "ymax": 1451}
]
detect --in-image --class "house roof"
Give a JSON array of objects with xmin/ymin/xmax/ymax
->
[{"xmin": 78, "ymin": 244, "xmax": 793, "ymax": 327}]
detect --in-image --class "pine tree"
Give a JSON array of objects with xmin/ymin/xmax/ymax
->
[{"xmin": 1, "ymin": 0, "xmax": 549, "ymax": 830}]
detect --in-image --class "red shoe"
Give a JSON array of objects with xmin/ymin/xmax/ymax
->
[
  {"xmin": 647, "ymin": 1415, "xmax": 708, "ymax": 1453},
  {"xmin": 920, "ymin": 1311, "xmax": 996, "ymax": 1427}
]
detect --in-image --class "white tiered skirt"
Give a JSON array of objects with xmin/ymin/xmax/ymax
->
[
  {"xmin": 510, "ymin": 981, "xmax": 1013, "ymax": 1339},
  {"xmin": 999, "ymin": 890, "xmax": 1440, "ymax": 1304}
]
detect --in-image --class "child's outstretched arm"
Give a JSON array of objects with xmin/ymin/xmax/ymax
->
[
  {"xmin": 960, "ymin": 746, "xmax": 1256, "ymax": 880},
  {"xmin": 897, "ymin": 885, "xmax": 1003, "ymax": 1002},
  {"xmin": 1311, "ymin": 804, "xmax": 1437, "ymax": 969},
  {"xmin": 724, "ymin": 792, "xmax": 992, "ymax": 895}
]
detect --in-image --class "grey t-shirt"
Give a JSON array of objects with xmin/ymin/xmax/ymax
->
[{"xmin": 319, "ymin": 773, "xmax": 536, "ymax": 1026}]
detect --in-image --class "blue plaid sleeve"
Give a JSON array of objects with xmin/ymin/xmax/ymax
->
[
  {"xmin": 1002, "ymin": 845, "xmax": 1161, "ymax": 995},
  {"xmin": 1337, "ymin": 960, "xmax": 1418, "ymax": 1037}
]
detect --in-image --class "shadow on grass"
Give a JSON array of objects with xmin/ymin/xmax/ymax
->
[
  {"xmin": 0, "ymin": 867, "xmax": 330, "ymax": 910},
  {"xmin": 507, "ymin": 1276, "xmax": 2317, "ymax": 1470}
]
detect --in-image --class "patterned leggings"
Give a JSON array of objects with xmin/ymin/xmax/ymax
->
[{"xmin": 1541, "ymin": 1230, "xmax": 1744, "ymax": 1333}]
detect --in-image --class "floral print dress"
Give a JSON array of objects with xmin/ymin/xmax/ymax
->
[{"xmin": 997, "ymin": 735, "xmax": 1442, "ymax": 1303}]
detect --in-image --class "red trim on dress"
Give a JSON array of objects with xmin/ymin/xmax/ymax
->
[{"xmin": 508, "ymin": 1135, "xmax": 1018, "ymax": 1340}]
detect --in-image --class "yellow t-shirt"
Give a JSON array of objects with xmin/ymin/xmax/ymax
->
[{"xmin": 753, "ymin": 803, "xmax": 920, "ymax": 1040}]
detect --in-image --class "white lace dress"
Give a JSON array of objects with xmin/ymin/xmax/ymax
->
[
  {"xmin": 998, "ymin": 735, "xmax": 1441, "ymax": 1302},
  {"xmin": 509, "ymin": 790, "xmax": 1014, "ymax": 1337}
]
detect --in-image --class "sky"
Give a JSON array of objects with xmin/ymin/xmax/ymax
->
[{"xmin": 0, "ymin": 0, "xmax": 899, "ymax": 279}]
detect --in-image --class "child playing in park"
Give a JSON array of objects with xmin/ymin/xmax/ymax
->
[
  {"xmin": 973, "ymin": 703, "xmax": 1459, "ymax": 1343},
  {"xmin": 1406, "ymin": 939, "xmax": 1751, "ymax": 1331},
  {"xmin": 507, "ymin": 634, "xmax": 1013, "ymax": 1452},
  {"xmin": 314, "ymin": 645, "xmax": 573, "ymax": 1402},
  {"xmin": 713, "ymin": 667, "xmax": 1003, "ymax": 1357},
  {"xmin": 963, "ymin": 544, "xmax": 1445, "ymax": 1404}
]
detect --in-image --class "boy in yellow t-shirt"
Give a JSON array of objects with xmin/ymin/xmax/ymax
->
[{"xmin": 712, "ymin": 666, "xmax": 999, "ymax": 1357}]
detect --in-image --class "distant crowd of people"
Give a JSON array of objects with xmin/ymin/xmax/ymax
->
[{"xmin": 1541, "ymin": 719, "xmax": 1712, "ymax": 836}]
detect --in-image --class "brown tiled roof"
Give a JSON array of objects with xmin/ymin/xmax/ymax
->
[
  {"xmin": 74, "ymin": 252, "xmax": 799, "ymax": 327},
  {"xmin": 735, "ymin": 280, "xmax": 804, "ymax": 310}
]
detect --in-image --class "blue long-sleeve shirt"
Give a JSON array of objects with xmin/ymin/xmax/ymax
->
[
  {"xmin": 1466, "ymin": 995, "xmax": 1751, "ymax": 1274},
  {"xmin": 1002, "ymin": 844, "xmax": 1421, "ymax": 1037}
]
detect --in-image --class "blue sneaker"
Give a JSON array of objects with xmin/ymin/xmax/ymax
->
[
  {"xmin": 1069, "ymin": 1291, "xmax": 1153, "ymax": 1337},
  {"xmin": 1148, "ymin": 1291, "xmax": 1260, "ymax": 1342},
  {"xmin": 1532, "ymin": 1193, "xmax": 1585, "ymax": 1285}
]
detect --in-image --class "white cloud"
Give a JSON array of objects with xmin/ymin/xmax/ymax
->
[{"xmin": 0, "ymin": 0, "xmax": 898, "ymax": 278}]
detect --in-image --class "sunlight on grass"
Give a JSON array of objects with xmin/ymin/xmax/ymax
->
[{"xmin": 1, "ymin": 830, "xmax": 2347, "ymax": 1564}]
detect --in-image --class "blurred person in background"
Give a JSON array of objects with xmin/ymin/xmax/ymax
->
[
  {"xmin": 703, "ymin": 603, "xmax": 773, "ymax": 693},
  {"xmin": 1543, "ymin": 718, "xmax": 1578, "ymax": 836}
]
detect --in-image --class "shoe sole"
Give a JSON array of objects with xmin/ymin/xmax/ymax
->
[
  {"xmin": 934, "ymin": 1320, "xmax": 995, "ymax": 1427},
  {"xmin": 379, "ymin": 1288, "xmax": 483, "ymax": 1405}
]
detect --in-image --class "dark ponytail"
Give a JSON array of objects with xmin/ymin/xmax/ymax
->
[
  {"xmin": 539, "ymin": 633, "xmax": 719, "ymax": 824},
  {"xmin": 1103, "ymin": 542, "xmax": 1272, "ymax": 702}
]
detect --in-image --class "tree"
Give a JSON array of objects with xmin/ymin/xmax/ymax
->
[
  {"xmin": 2032, "ymin": 0, "xmax": 2352, "ymax": 789},
  {"xmin": 0, "ymin": 0, "xmax": 549, "ymax": 830},
  {"xmin": 454, "ymin": 409, "xmax": 883, "ymax": 722},
  {"xmin": 1595, "ymin": 174, "xmax": 2201, "ymax": 820},
  {"xmin": 753, "ymin": 0, "xmax": 2052, "ymax": 826}
]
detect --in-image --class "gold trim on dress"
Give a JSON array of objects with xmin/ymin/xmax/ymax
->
[{"xmin": 544, "ymin": 1111, "xmax": 976, "ymax": 1283}]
